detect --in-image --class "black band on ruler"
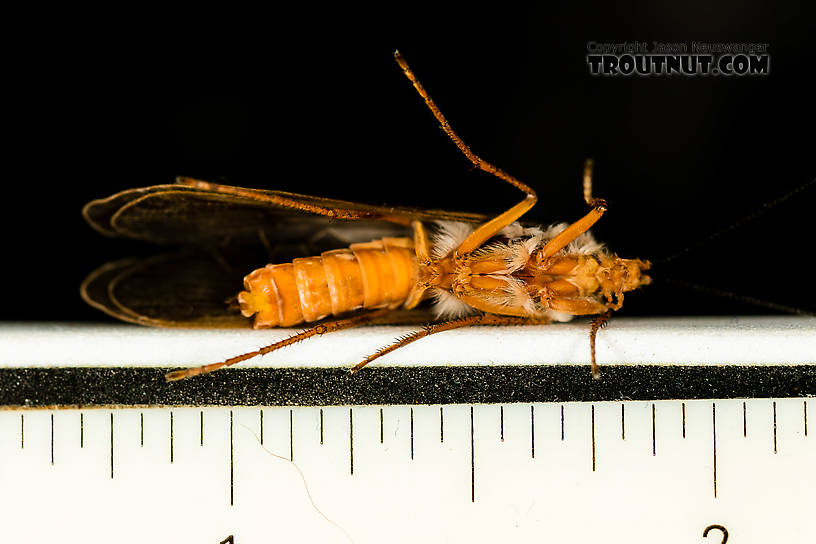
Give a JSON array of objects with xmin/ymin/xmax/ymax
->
[{"xmin": 1, "ymin": 365, "xmax": 815, "ymax": 407}]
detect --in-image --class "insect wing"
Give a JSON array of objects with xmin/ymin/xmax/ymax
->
[
  {"xmin": 83, "ymin": 179, "xmax": 487, "ymax": 326},
  {"xmin": 83, "ymin": 184, "xmax": 181, "ymax": 238},
  {"xmin": 81, "ymin": 252, "xmax": 253, "ymax": 327},
  {"xmin": 83, "ymin": 178, "xmax": 488, "ymax": 247}
]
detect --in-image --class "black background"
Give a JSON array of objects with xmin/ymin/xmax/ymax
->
[{"xmin": 4, "ymin": 5, "xmax": 814, "ymax": 322}]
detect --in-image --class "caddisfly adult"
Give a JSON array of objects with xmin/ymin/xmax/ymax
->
[{"xmin": 82, "ymin": 51, "xmax": 651, "ymax": 381}]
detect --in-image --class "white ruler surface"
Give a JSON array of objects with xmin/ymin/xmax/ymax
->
[
  {"xmin": 1, "ymin": 319, "xmax": 814, "ymax": 542},
  {"xmin": 0, "ymin": 400, "xmax": 813, "ymax": 543},
  {"xmin": 1, "ymin": 317, "xmax": 814, "ymax": 368}
]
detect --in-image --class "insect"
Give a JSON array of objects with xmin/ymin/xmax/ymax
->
[{"xmin": 82, "ymin": 51, "xmax": 651, "ymax": 381}]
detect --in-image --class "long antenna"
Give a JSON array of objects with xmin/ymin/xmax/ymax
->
[
  {"xmin": 660, "ymin": 277, "xmax": 816, "ymax": 317},
  {"xmin": 655, "ymin": 177, "xmax": 814, "ymax": 265}
]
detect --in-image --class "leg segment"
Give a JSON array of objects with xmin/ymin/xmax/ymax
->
[
  {"xmin": 411, "ymin": 220, "xmax": 431, "ymax": 262},
  {"xmin": 582, "ymin": 158, "xmax": 606, "ymax": 208},
  {"xmin": 536, "ymin": 159, "xmax": 608, "ymax": 260},
  {"xmin": 350, "ymin": 314, "xmax": 547, "ymax": 374},
  {"xmin": 394, "ymin": 51, "xmax": 538, "ymax": 255},
  {"xmin": 536, "ymin": 205, "xmax": 606, "ymax": 260},
  {"xmin": 588, "ymin": 309, "xmax": 612, "ymax": 380},
  {"xmin": 403, "ymin": 221, "xmax": 432, "ymax": 310},
  {"xmin": 165, "ymin": 309, "xmax": 390, "ymax": 381}
]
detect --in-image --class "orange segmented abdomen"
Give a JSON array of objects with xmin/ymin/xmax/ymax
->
[{"xmin": 238, "ymin": 237, "xmax": 416, "ymax": 328}]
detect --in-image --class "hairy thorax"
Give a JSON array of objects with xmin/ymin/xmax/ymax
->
[{"xmin": 419, "ymin": 221, "xmax": 651, "ymax": 321}]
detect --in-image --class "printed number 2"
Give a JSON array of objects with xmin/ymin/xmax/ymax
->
[
  {"xmin": 219, "ymin": 536, "xmax": 234, "ymax": 544},
  {"xmin": 703, "ymin": 524, "xmax": 728, "ymax": 544}
]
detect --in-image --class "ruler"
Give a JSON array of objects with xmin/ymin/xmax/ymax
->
[
  {"xmin": 0, "ymin": 402, "xmax": 813, "ymax": 543},
  {"xmin": 0, "ymin": 318, "xmax": 814, "ymax": 543}
]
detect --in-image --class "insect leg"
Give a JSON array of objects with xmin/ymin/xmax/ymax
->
[
  {"xmin": 412, "ymin": 220, "xmax": 431, "ymax": 262},
  {"xmin": 165, "ymin": 309, "xmax": 390, "ymax": 381},
  {"xmin": 582, "ymin": 158, "xmax": 607, "ymax": 208},
  {"xmin": 350, "ymin": 314, "xmax": 545, "ymax": 374},
  {"xmin": 402, "ymin": 221, "xmax": 433, "ymax": 310},
  {"xmin": 588, "ymin": 309, "xmax": 613, "ymax": 380},
  {"xmin": 533, "ymin": 160, "xmax": 609, "ymax": 261},
  {"xmin": 394, "ymin": 51, "xmax": 538, "ymax": 255},
  {"xmin": 536, "ymin": 163, "xmax": 607, "ymax": 261}
]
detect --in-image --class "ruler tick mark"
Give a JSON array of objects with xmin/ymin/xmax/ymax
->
[
  {"xmin": 349, "ymin": 408, "xmax": 354, "ymax": 475},
  {"xmin": 440, "ymin": 407, "xmax": 444, "ymax": 443},
  {"xmin": 200, "ymin": 411, "xmax": 204, "ymax": 446},
  {"xmin": 805, "ymin": 401, "xmax": 808, "ymax": 437},
  {"xmin": 20, "ymin": 414, "xmax": 24, "ymax": 449},
  {"xmin": 380, "ymin": 408, "xmax": 383, "ymax": 444},
  {"xmin": 170, "ymin": 411, "xmax": 174, "ymax": 463},
  {"xmin": 530, "ymin": 405, "xmax": 535, "ymax": 458},
  {"xmin": 289, "ymin": 409, "xmax": 293, "ymax": 462},
  {"xmin": 743, "ymin": 401, "xmax": 747, "ymax": 437},
  {"xmin": 682, "ymin": 402, "xmax": 685, "ymax": 438},
  {"xmin": 591, "ymin": 405, "xmax": 596, "ymax": 472},
  {"xmin": 230, "ymin": 410, "xmax": 234, "ymax": 506},
  {"xmin": 410, "ymin": 408, "xmax": 414, "ymax": 460},
  {"xmin": 80, "ymin": 413, "xmax": 84, "ymax": 448},
  {"xmin": 712, "ymin": 403, "xmax": 717, "ymax": 498},
  {"xmin": 500, "ymin": 405, "xmax": 504, "ymax": 442},
  {"xmin": 320, "ymin": 409, "xmax": 324, "ymax": 445},
  {"xmin": 110, "ymin": 413, "xmax": 114, "ymax": 480},
  {"xmin": 140, "ymin": 412, "xmax": 144, "ymax": 447},
  {"xmin": 561, "ymin": 404, "xmax": 565, "ymax": 441},
  {"xmin": 652, "ymin": 403, "xmax": 656, "ymax": 456},
  {"xmin": 50, "ymin": 413, "xmax": 54, "ymax": 465},
  {"xmin": 260, "ymin": 409, "xmax": 264, "ymax": 446},
  {"xmin": 773, "ymin": 401, "xmax": 777, "ymax": 454},
  {"xmin": 620, "ymin": 404, "xmax": 624, "ymax": 440},
  {"xmin": 470, "ymin": 406, "xmax": 475, "ymax": 503}
]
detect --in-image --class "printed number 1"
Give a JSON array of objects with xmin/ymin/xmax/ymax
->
[{"xmin": 219, "ymin": 536, "xmax": 234, "ymax": 544}]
